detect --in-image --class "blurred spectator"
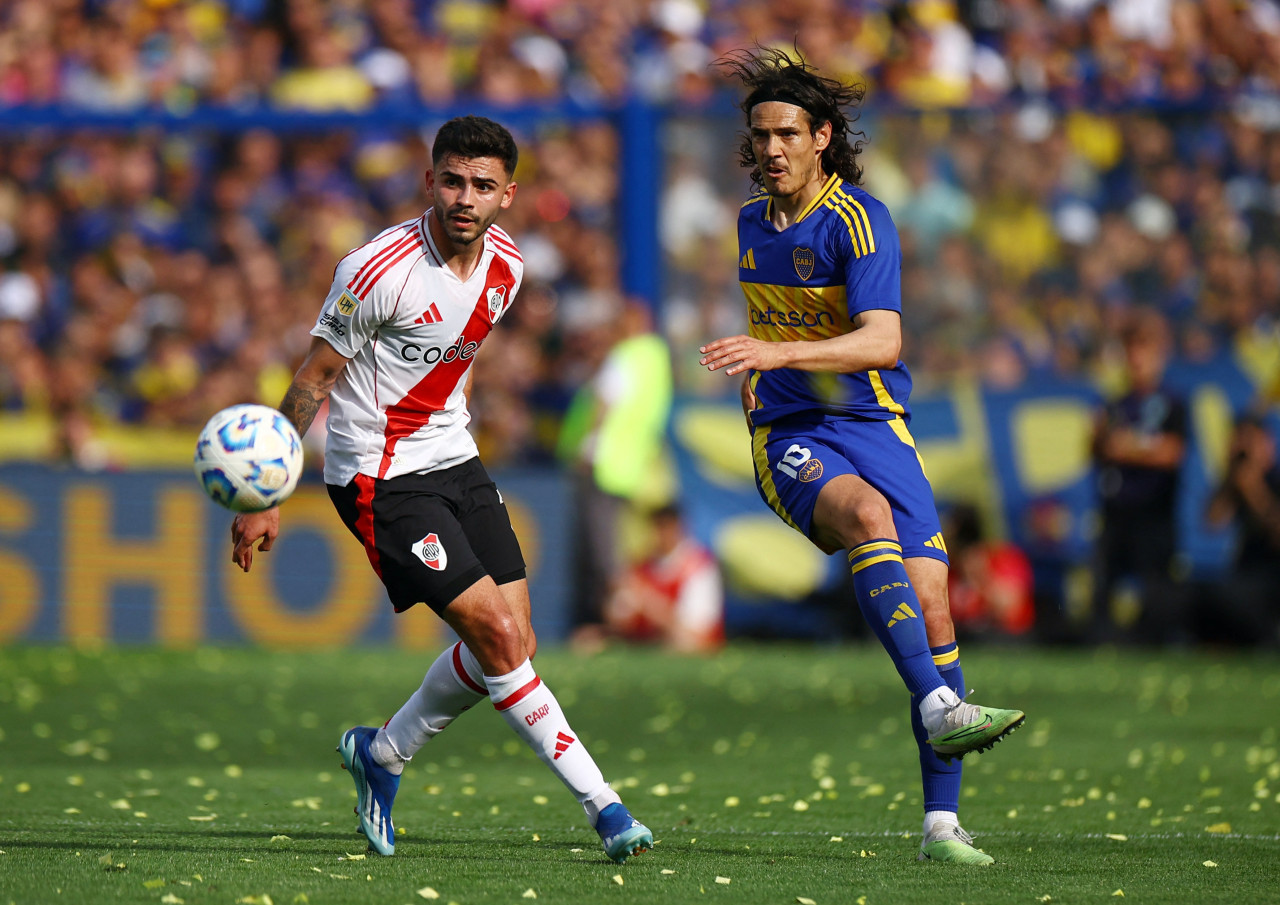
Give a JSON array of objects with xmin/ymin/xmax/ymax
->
[
  {"xmin": 944, "ymin": 504, "xmax": 1035, "ymax": 638},
  {"xmin": 1089, "ymin": 307, "xmax": 1190, "ymax": 644},
  {"xmin": 559, "ymin": 302, "xmax": 674, "ymax": 629},
  {"xmin": 1204, "ymin": 413, "xmax": 1280, "ymax": 647},
  {"xmin": 579, "ymin": 502, "xmax": 724, "ymax": 653}
]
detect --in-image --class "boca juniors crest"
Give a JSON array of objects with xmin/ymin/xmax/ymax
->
[{"xmin": 793, "ymin": 247, "xmax": 815, "ymax": 281}]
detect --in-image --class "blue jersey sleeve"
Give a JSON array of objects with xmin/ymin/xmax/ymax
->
[{"xmin": 840, "ymin": 198, "xmax": 902, "ymax": 319}]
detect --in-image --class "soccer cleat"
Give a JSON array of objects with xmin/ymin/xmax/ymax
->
[
  {"xmin": 917, "ymin": 822, "xmax": 994, "ymax": 865},
  {"xmin": 595, "ymin": 802, "xmax": 653, "ymax": 864},
  {"xmin": 338, "ymin": 726, "xmax": 400, "ymax": 856},
  {"xmin": 926, "ymin": 698, "xmax": 1024, "ymax": 762}
]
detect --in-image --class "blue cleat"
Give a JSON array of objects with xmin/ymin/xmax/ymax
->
[
  {"xmin": 338, "ymin": 726, "xmax": 399, "ymax": 856},
  {"xmin": 595, "ymin": 802, "xmax": 652, "ymax": 864}
]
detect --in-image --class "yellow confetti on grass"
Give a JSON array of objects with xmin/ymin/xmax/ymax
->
[
  {"xmin": 828, "ymin": 836, "xmax": 843, "ymax": 843},
  {"xmin": 612, "ymin": 875, "xmax": 624, "ymax": 886},
  {"xmin": 160, "ymin": 895, "xmax": 184, "ymax": 905},
  {"xmin": 724, "ymin": 797, "xmax": 740, "ymax": 807},
  {"xmin": 1203, "ymin": 861, "xmax": 1218, "ymax": 868},
  {"xmin": 1105, "ymin": 834, "xmax": 1128, "ymax": 841},
  {"xmin": 416, "ymin": 887, "xmax": 440, "ymax": 900},
  {"xmin": 187, "ymin": 814, "xmax": 217, "ymax": 822},
  {"xmin": 792, "ymin": 800, "xmax": 809, "ymax": 812},
  {"xmin": 1206, "ymin": 823, "xmax": 1232, "ymax": 834},
  {"xmin": 661, "ymin": 870, "xmax": 677, "ymax": 875},
  {"xmin": 143, "ymin": 879, "xmax": 166, "ymax": 889},
  {"xmin": 715, "ymin": 876, "xmax": 732, "ymax": 885},
  {"xmin": 270, "ymin": 835, "xmax": 291, "ymax": 843},
  {"xmin": 340, "ymin": 853, "xmax": 366, "ymax": 861},
  {"xmin": 797, "ymin": 898, "xmax": 817, "ymax": 905},
  {"xmin": 1112, "ymin": 890, "xmax": 1124, "ymax": 897},
  {"xmin": 522, "ymin": 889, "xmax": 537, "ymax": 899}
]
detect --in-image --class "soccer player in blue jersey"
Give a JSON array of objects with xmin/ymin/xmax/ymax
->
[{"xmin": 701, "ymin": 48, "xmax": 1025, "ymax": 865}]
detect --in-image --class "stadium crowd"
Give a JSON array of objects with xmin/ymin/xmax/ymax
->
[{"xmin": 1, "ymin": 1, "xmax": 1279, "ymax": 643}]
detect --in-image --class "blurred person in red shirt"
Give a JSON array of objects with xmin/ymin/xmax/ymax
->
[
  {"xmin": 597, "ymin": 503, "xmax": 724, "ymax": 653},
  {"xmin": 944, "ymin": 504, "xmax": 1034, "ymax": 638}
]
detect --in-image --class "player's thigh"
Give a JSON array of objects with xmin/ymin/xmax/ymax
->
[
  {"xmin": 824, "ymin": 419, "xmax": 949, "ymax": 565},
  {"xmin": 751, "ymin": 422, "xmax": 855, "ymax": 548},
  {"xmin": 327, "ymin": 472, "xmax": 488, "ymax": 615}
]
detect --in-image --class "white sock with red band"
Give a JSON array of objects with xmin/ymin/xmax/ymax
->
[
  {"xmin": 486, "ymin": 658, "xmax": 621, "ymax": 825},
  {"xmin": 373, "ymin": 642, "xmax": 488, "ymax": 774}
]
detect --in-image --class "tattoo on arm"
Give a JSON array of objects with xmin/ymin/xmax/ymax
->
[{"xmin": 279, "ymin": 382, "xmax": 328, "ymax": 437}]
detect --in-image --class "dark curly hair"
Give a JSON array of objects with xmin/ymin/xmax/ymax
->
[{"xmin": 716, "ymin": 46, "xmax": 866, "ymax": 189}]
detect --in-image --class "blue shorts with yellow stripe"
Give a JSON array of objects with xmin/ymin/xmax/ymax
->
[{"xmin": 750, "ymin": 415, "xmax": 949, "ymax": 564}]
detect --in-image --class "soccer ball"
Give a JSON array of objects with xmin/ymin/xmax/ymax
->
[{"xmin": 193, "ymin": 404, "xmax": 304, "ymax": 512}]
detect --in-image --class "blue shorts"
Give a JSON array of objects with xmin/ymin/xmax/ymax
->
[{"xmin": 750, "ymin": 416, "xmax": 948, "ymax": 564}]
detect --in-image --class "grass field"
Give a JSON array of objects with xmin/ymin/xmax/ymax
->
[{"xmin": 0, "ymin": 643, "xmax": 1277, "ymax": 905}]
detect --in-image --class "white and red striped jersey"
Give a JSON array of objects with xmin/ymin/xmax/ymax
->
[{"xmin": 310, "ymin": 209, "xmax": 523, "ymax": 485}]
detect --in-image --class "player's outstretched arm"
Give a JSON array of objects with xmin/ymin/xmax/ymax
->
[
  {"xmin": 701, "ymin": 309, "xmax": 903, "ymax": 377},
  {"xmin": 231, "ymin": 337, "xmax": 352, "ymax": 572}
]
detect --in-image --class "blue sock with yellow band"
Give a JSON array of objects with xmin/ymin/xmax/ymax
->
[
  {"xmin": 848, "ymin": 540, "xmax": 945, "ymax": 698},
  {"xmin": 912, "ymin": 642, "xmax": 964, "ymax": 813}
]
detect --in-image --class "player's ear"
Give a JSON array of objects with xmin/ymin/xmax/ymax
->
[
  {"xmin": 813, "ymin": 120, "xmax": 832, "ymax": 153},
  {"xmin": 424, "ymin": 168, "xmax": 436, "ymax": 195},
  {"xmin": 500, "ymin": 180, "xmax": 517, "ymax": 209}
]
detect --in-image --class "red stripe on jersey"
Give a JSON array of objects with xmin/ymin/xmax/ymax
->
[
  {"xmin": 377, "ymin": 253, "xmax": 517, "ymax": 478},
  {"xmin": 348, "ymin": 227, "xmax": 414, "ymax": 295},
  {"xmin": 488, "ymin": 229, "xmax": 522, "ymax": 260},
  {"xmin": 352, "ymin": 473, "xmax": 383, "ymax": 579},
  {"xmin": 353, "ymin": 234, "xmax": 423, "ymax": 300},
  {"xmin": 451, "ymin": 642, "xmax": 489, "ymax": 695},
  {"xmin": 493, "ymin": 676, "xmax": 542, "ymax": 711}
]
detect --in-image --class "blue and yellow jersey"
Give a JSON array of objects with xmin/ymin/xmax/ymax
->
[{"xmin": 739, "ymin": 172, "xmax": 912, "ymax": 424}]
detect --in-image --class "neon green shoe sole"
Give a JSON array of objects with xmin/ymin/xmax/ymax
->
[
  {"xmin": 927, "ymin": 705, "xmax": 1025, "ymax": 761},
  {"xmin": 917, "ymin": 838, "xmax": 995, "ymax": 865}
]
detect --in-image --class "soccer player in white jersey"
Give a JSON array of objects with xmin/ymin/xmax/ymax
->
[{"xmin": 229, "ymin": 116, "xmax": 652, "ymax": 863}]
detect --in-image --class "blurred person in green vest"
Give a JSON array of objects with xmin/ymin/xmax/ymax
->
[{"xmin": 558, "ymin": 301, "xmax": 674, "ymax": 629}]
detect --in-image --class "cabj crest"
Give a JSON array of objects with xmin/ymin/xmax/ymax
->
[{"xmin": 793, "ymin": 247, "xmax": 815, "ymax": 281}]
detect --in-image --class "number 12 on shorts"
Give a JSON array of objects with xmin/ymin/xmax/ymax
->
[{"xmin": 776, "ymin": 444, "xmax": 812, "ymax": 479}]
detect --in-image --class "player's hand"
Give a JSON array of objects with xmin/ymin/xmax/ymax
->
[
  {"xmin": 699, "ymin": 335, "xmax": 789, "ymax": 376},
  {"xmin": 231, "ymin": 508, "xmax": 280, "ymax": 573}
]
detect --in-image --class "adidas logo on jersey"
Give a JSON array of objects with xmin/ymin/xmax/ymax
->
[
  {"xmin": 414, "ymin": 303, "xmax": 443, "ymax": 325},
  {"xmin": 739, "ymin": 248, "xmax": 757, "ymax": 269}
]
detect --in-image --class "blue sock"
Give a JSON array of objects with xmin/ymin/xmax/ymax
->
[
  {"xmin": 912, "ymin": 642, "xmax": 964, "ymax": 813},
  {"xmin": 849, "ymin": 540, "xmax": 945, "ymax": 697}
]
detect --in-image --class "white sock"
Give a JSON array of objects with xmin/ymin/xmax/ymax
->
[
  {"xmin": 924, "ymin": 809, "xmax": 959, "ymax": 836},
  {"xmin": 486, "ymin": 659, "xmax": 621, "ymax": 826},
  {"xmin": 372, "ymin": 642, "xmax": 489, "ymax": 775},
  {"xmin": 919, "ymin": 685, "xmax": 961, "ymax": 736}
]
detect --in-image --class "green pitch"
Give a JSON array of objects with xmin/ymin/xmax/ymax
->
[{"xmin": 1, "ymin": 644, "xmax": 1277, "ymax": 905}]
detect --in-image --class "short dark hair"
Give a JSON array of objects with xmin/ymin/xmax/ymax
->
[
  {"xmin": 431, "ymin": 116, "xmax": 518, "ymax": 176},
  {"xmin": 717, "ymin": 46, "xmax": 866, "ymax": 189}
]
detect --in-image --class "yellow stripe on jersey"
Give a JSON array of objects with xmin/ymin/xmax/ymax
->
[
  {"xmin": 868, "ymin": 370, "xmax": 906, "ymax": 415},
  {"xmin": 932, "ymin": 646, "xmax": 960, "ymax": 666},
  {"xmin": 750, "ymin": 422, "xmax": 800, "ymax": 532},
  {"xmin": 742, "ymin": 282, "xmax": 849, "ymax": 342},
  {"xmin": 822, "ymin": 198, "xmax": 866, "ymax": 258},
  {"xmin": 741, "ymin": 193, "xmax": 770, "ymax": 210},
  {"xmin": 796, "ymin": 173, "xmax": 842, "ymax": 224},
  {"xmin": 828, "ymin": 192, "xmax": 871, "ymax": 257},
  {"xmin": 834, "ymin": 188, "xmax": 877, "ymax": 254}
]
